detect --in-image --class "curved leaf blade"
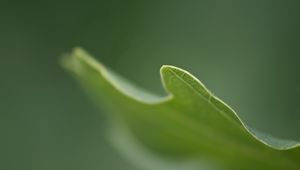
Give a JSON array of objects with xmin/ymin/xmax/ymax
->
[{"xmin": 62, "ymin": 48, "xmax": 300, "ymax": 170}]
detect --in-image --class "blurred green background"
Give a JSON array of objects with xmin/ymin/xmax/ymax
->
[{"xmin": 1, "ymin": 0, "xmax": 299, "ymax": 169}]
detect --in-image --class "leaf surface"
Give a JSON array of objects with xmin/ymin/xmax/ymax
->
[{"xmin": 62, "ymin": 48, "xmax": 300, "ymax": 170}]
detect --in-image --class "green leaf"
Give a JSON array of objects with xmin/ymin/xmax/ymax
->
[{"xmin": 61, "ymin": 48, "xmax": 300, "ymax": 170}]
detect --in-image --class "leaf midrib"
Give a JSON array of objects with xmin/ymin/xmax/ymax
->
[{"xmin": 165, "ymin": 67, "xmax": 299, "ymax": 169}]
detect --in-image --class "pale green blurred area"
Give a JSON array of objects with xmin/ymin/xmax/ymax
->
[{"xmin": 0, "ymin": 0, "xmax": 299, "ymax": 170}]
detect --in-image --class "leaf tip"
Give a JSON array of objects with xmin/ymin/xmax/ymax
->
[
  {"xmin": 159, "ymin": 65, "xmax": 178, "ymax": 92},
  {"xmin": 60, "ymin": 47, "xmax": 83, "ymax": 68},
  {"xmin": 159, "ymin": 64, "xmax": 195, "ymax": 96},
  {"xmin": 160, "ymin": 65, "xmax": 180, "ymax": 78}
]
